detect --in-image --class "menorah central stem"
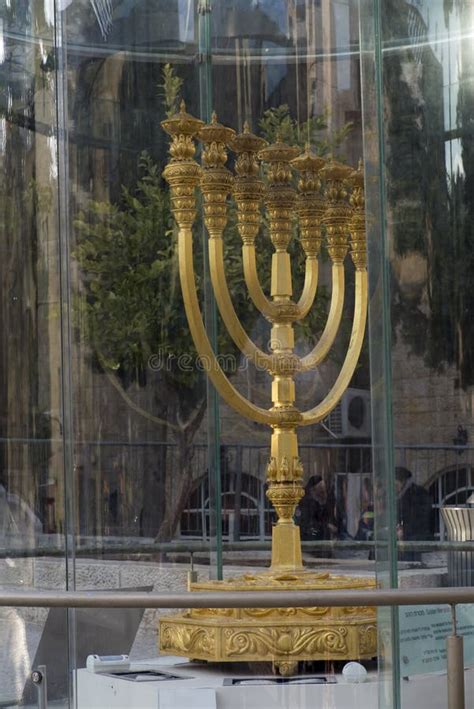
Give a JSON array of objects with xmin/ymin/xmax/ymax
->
[
  {"xmin": 256, "ymin": 139, "xmax": 306, "ymax": 573},
  {"xmin": 266, "ymin": 292, "xmax": 304, "ymax": 571},
  {"xmin": 266, "ymin": 425, "xmax": 304, "ymax": 571}
]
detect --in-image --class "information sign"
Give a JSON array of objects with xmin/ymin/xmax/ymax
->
[{"xmin": 399, "ymin": 604, "xmax": 474, "ymax": 675}]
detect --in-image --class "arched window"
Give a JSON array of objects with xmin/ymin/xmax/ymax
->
[{"xmin": 180, "ymin": 470, "xmax": 274, "ymax": 540}]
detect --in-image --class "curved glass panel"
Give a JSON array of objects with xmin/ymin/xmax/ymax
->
[
  {"xmin": 8, "ymin": 1, "xmax": 474, "ymax": 707},
  {"xmin": 361, "ymin": 0, "xmax": 474, "ymax": 706},
  {"xmin": 0, "ymin": 2, "xmax": 69, "ymax": 705}
]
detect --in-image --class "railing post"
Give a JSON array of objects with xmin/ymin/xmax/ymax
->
[
  {"xmin": 447, "ymin": 604, "xmax": 465, "ymax": 709},
  {"xmin": 233, "ymin": 445, "xmax": 243, "ymax": 542},
  {"xmin": 31, "ymin": 665, "xmax": 48, "ymax": 709},
  {"xmin": 188, "ymin": 551, "xmax": 198, "ymax": 589}
]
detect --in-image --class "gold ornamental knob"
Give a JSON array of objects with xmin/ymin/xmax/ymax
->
[{"xmin": 161, "ymin": 99, "xmax": 204, "ymax": 140}]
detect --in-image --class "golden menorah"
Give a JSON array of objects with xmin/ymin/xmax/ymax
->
[{"xmin": 159, "ymin": 102, "xmax": 376, "ymax": 675}]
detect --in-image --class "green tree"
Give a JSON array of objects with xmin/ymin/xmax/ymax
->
[{"xmin": 75, "ymin": 153, "xmax": 209, "ymax": 540}]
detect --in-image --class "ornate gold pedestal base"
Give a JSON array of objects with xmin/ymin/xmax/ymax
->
[{"xmin": 159, "ymin": 572, "xmax": 377, "ymax": 675}]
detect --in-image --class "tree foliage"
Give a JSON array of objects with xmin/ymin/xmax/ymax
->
[
  {"xmin": 75, "ymin": 155, "xmax": 201, "ymax": 393},
  {"xmin": 158, "ymin": 63, "xmax": 184, "ymax": 118},
  {"xmin": 259, "ymin": 104, "xmax": 353, "ymax": 156}
]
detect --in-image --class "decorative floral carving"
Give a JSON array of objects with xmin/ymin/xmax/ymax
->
[
  {"xmin": 224, "ymin": 626, "xmax": 348, "ymax": 658},
  {"xmin": 274, "ymin": 660, "xmax": 298, "ymax": 676},
  {"xmin": 241, "ymin": 606, "xmax": 330, "ymax": 619},
  {"xmin": 267, "ymin": 457, "xmax": 278, "ymax": 482},
  {"xmin": 160, "ymin": 623, "xmax": 216, "ymax": 657},
  {"xmin": 191, "ymin": 571, "xmax": 374, "ymax": 591},
  {"xmin": 342, "ymin": 606, "xmax": 375, "ymax": 616},
  {"xmin": 190, "ymin": 608, "xmax": 234, "ymax": 618},
  {"xmin": 266, "ymin": 456, "xmax": 304, "ymax": 492},
  {"xmin": 348, "ymin": 165, "xmax": 367, "ymax": 271},
  {"xmin": 266, "ymin": 481, "xmax": 304, "ymax": 522},
  {"xmin": 359, "ymin": 623, "xmax": 377, "ymax": 656}
]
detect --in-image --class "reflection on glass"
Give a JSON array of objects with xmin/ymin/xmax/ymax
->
[
  {"xmin": 0, "ymin": 607, "xmax": 29, "ymax": 704},
  {"xmin": 0, "ymin": 1, "xmax": 67, "ymax": 704},
  {"xmin": 362, "ymin": 0, "xmax": 474, "ymax": 706}
]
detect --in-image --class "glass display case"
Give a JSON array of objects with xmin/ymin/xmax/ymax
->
[{"xmin": 0, "ymin": 1, "xmax": 473, "ymax": 707}]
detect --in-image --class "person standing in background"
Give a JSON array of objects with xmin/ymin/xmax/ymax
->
[
  {"xmin": 395, "ymin": 466, "xmax": 433, "ymax": 561},
  {"xmin": 298, "ymin": 475, "xmax": 338, "ymax": 554}
]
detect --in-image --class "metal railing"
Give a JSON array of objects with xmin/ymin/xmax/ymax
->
[
  {"xmin": 0, "ymin": 538, "xmax": 473, "ymax": 560},
  {"xmin": 0, "ymin": 586, "xmax": 473, "ymax": 608}
]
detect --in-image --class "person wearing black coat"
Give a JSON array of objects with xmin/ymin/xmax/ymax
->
[
  {"xmin": 395, "ymin": 466, "xmax": 433, "ymax": 561},
  {"xmin": 297, "ymin": 475, "xmax": 337, "ymax": 558}
]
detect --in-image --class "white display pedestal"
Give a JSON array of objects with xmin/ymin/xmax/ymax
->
[
  {"xmin": 76, "ymin": 662, "xmax": 217, "ymax": 709},
  {"xmin": 77, "ymin": 656, "xmax": 472, "ymax": 709},
  {"xmin": 75, "ymin": 657, "xmax": 374, "ymax": 709}
]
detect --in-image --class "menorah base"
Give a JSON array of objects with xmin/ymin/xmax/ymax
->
[{"xmin": 158, "ymin": 571, "xmax": 377, "ymax": 675}]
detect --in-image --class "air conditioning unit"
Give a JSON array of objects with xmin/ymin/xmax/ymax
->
[{"xmin": 324, "ymin": 388, "xmax": 372, "ymax": 439}]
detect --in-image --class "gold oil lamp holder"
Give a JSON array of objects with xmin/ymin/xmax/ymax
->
[{"xmin": 159, "ymin": 103, "xmax": 376, "ymax": 676}]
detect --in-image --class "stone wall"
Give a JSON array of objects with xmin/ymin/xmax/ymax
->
[{"xmin": 390, "ymin": 255, "xmax": 474, "ymax": 486}]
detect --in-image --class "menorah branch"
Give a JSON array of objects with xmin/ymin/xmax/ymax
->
[
  {"xmin": 295, "ymin": 257, "xmax": 319, "ymax": 319},
  {"xmin": 208, "ymin": 237, "xmax": 272, "ymax": 371},
  {"xmin": 242, "ymin": 243, "xmax": 278, "ymax": 320},
  {"xmin": 298, "ymin": 262, "xmax": 345, "ymax": 371},
  {"xmin": 179, "ymin": 227, "xmax": 277, "ymax": 426},
  {"xmin": 300, "ymin": 269, "xmax": 368, "ymax": 426}
]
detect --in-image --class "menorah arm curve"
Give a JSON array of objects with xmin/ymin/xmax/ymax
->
[
  {"xmin": 295, "ymin": 257, "xmax": 318, "ymax": 320},
  {"xmin": 299, "ymin": 269, "xmax": 368, "ymax": 426},
  {"xmin": 242, "ymin": 243, "xmax": 278, "ymax": 320},
  {"xmin": 298, "ymin": 262, "xmax": 345, "ymax": 372},
  {"xmin": 208, "ymin": 236, "xmax": 272, "ymax": 371},
  {"xmin": 179, "ymin": 227, "xmax": 277, "ymax": 426}
]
